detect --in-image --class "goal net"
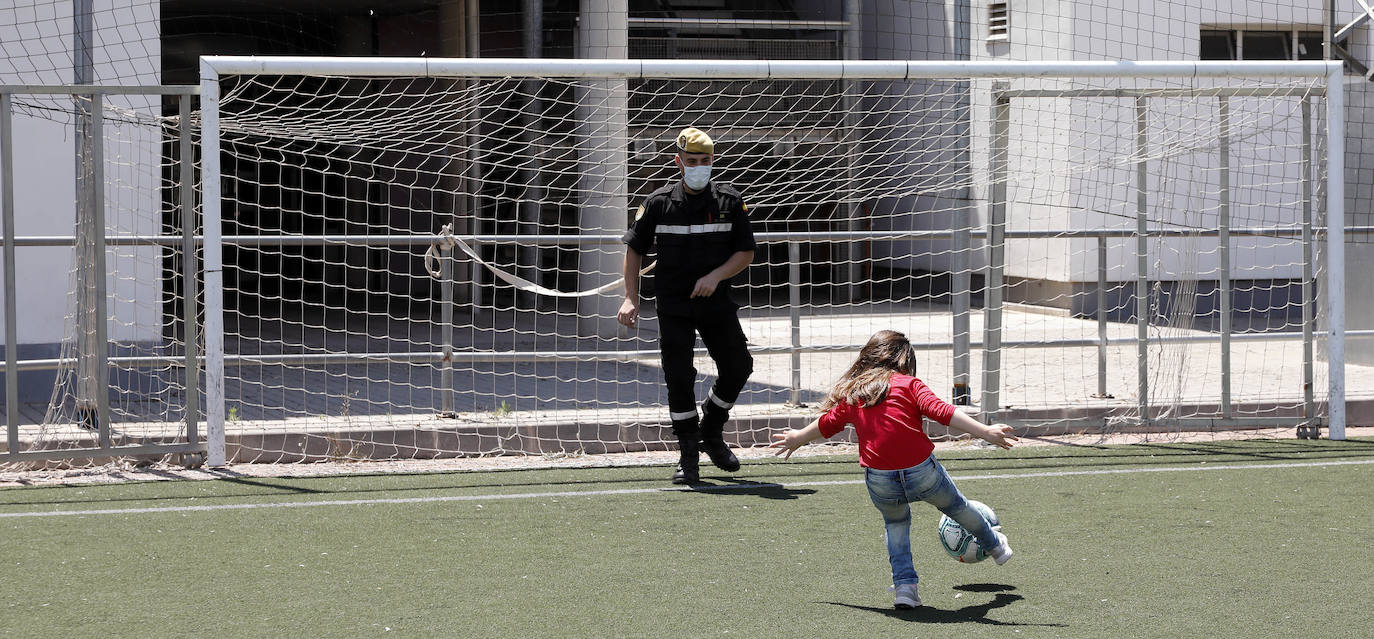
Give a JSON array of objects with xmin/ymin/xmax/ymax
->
[
  {"xmin": 196, "ymin": 58, "xmax": 1340, "ymax": 463},
  {"xmin": 0, "ymin": 88, "xmax": 201, "ymax": 467}
]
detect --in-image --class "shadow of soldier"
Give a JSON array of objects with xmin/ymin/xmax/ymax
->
[{"xmin": 680, "ymin": 478, "xmax": 818, "ymax": 500}]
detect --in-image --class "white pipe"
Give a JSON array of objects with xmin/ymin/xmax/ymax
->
[
  {"xmin": 627, "ymin": 17, "xmax": 849, "ymax": 30},
  {"xmin": 199, "ymin": 57, "xmax": 1332, "ymax": 80},
  {"xmin": 199, "ymin": 59, "xmax": 228, "ymax": 465},
  {"xmin": 1326, "ymin": 64, "xmax": 1346, "ymax": 441}
]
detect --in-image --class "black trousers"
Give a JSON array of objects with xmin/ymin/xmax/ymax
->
[{"xmin": 657, "ymin": 303, "xmax": 754, "ymax": 434}]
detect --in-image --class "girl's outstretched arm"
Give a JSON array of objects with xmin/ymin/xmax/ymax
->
[
  {"xmin": 946, "ymin": 409, "xmax": 1018, "ymax": 450},
  {"xmin": 770, "ymin": 419, "xmax": 824, "ymax": 459}
]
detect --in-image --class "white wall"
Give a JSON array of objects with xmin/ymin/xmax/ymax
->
[
  {"xmin": 0, "ymin": 0, "xmax": 163, "ymax": 349},
  {"xmin": 855, "ymin": 0, "xmax": 975, "ymax": 273},
  {"xmin": 965, "ymin": 0, "xmax": 1345, "ymax": 288}
]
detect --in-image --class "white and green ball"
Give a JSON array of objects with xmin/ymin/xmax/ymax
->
[{"xmin": 936, "ymin": 499, "xmax": 1000, "ymax": 563}]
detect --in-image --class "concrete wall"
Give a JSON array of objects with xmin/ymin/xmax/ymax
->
[
  {"xmin": 0, "ymin": 0, "xmax": 163, "ymax": 396},
  {"xmin": 956, "ymin": 0, "xmax": 1374, "ymax": 365},
  {"xmin": 855, "ymin": 0, "xmax": 974, "ymax": 274},
  {"xmin": 964, "ymin": 0, "xmax": 1355, "ymax": 290}
]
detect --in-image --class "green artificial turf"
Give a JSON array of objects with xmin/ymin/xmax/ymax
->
[{"xmin": 2, "ymin": 437, "xmax": 1371, "ymax": 638}]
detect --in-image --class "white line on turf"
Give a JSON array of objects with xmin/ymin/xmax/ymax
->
[{"xmin": 3, "ymin": 458, "xmax": 1371, "ymax": 519}]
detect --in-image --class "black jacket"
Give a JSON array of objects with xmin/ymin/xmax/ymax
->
[{"xmin": 622, "ymin": 180, "xmax": 756, "ymax": 313}]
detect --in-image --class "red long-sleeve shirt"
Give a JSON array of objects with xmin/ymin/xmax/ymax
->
[{"xmin": 817, "ymin": 374, "xmax": 957, "ymax": 470}]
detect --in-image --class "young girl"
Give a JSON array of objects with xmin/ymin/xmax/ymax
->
[{"xmin": 770, "ymin": 329, "xmax": 1018, "ymax": 609}]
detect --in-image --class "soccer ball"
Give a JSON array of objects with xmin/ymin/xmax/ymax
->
[{"xmin": 936, "ymin": 500, "xmax": 1000, "ymax": 563}]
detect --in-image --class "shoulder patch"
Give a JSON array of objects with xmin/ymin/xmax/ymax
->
[
  {"xmin": 715, "ymin": 182, "xmax": 742, "ymax": 198},
  {"xmin": 634, "ymin": 205, "xmax": 645, "ymax": 221}
]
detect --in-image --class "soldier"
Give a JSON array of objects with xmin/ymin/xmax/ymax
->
[{"xmin": 618, "ymin": 127, "xmax": 756, "ymax": 484}]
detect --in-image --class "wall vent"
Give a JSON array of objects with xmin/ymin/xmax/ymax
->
[{"xmin": 988, "ymin": 2, "xmax": 1009, "ymax": 42}]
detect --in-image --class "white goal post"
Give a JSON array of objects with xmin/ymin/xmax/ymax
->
[{"xmin": 197, "ymin": 57, "xmax": 1345, "ymax": 467}]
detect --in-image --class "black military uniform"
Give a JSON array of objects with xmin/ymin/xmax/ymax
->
[{"xmin": 623, "ymin": 179, "xmax": 756, "ymax": 483}]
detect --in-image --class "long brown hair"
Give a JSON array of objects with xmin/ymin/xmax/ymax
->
[{"xmin": 819, "ymin": 330, "xmax": 919, "ymax": 411}]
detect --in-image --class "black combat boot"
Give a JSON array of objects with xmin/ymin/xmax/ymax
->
[
  {"xmin": 670, "ymin": 418, "xmax": 702, "ymax": 484},
  {"xmin": 671, "ymin": 437, "xmax": 701, "ymax": 484},
  {"xmin": 698, "ymin": 400, "xmax": 740, "ymax": 472}
]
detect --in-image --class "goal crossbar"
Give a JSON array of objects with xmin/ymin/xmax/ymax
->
[{"xmin": 200, "ymin": 56, "xmax": 1334, "ymax": 80}]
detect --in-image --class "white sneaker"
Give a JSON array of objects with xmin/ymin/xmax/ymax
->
[
  {"xmin": 990, "ymin": 531, "xmax": 1013, "ymax": 566},
  {"xmin": 893, "ymin": 583, "xmax": 921, "ymax": 609}
]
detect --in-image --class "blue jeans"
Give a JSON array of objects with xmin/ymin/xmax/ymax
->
[{"xmin": 864, "ymin": 455, "xmax": 1000, "ymax": 585}]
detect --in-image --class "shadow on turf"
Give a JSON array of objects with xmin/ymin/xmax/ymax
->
[
  {"xmin": 5, "ymin": 438, "xmax": 1371, "ymax": 508},
  {"xmin": 823, "ymin": 583, "xmax": 1066, "ymax": 627},
  {"xmin": 0, "ymin": 466, "xmax": 835, "ymax": 507},
  {"xmin": 681, "ymin": 478, "xmax": 818, "ymax": 500},
  {"xmin": 934, "ymin": 436, "xmax": 1374, "ymax": 474}
]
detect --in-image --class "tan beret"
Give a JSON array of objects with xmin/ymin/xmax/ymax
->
[{"xmin": 675, "ymin": 127, "xmax": 714, "ymax": 154}]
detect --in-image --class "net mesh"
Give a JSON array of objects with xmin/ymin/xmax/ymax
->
[
  {"xmin": 1, "ymin": 2, "xmax": 1365, "ymax": 472},
  {"xmin": 2, "ymin": 92, "xmax": 199, "ymax": 461},
  {"xmin": 177, "ymin": 68, "xmax": 1337, "ymax": 462}
]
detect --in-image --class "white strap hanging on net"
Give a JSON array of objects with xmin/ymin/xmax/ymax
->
[{"xmin": 424, "ymin": 223, "xmax": 654, "ymax": 298}]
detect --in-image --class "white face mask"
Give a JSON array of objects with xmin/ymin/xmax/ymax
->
[{"xmin": 682, "ymin": 164, "xmax": 712, "ymax": 190}]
